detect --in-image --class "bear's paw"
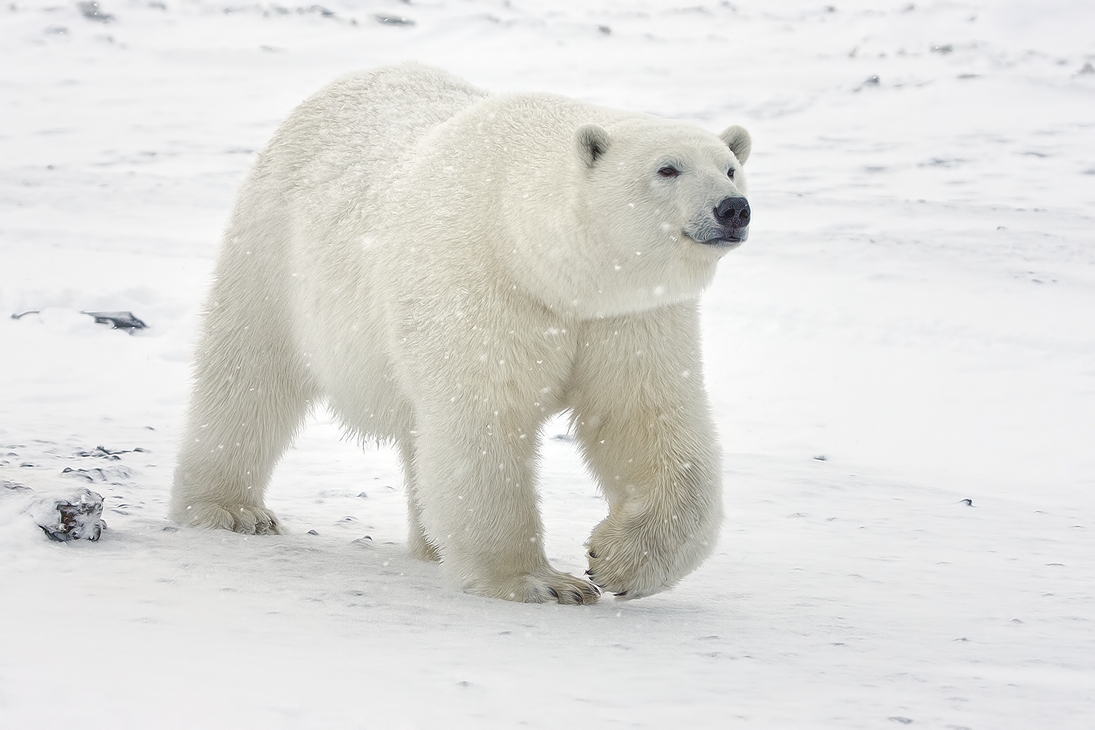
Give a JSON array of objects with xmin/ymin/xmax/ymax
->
[
  {"xmin": 467, "ymin": 568, "xmax": 601, "ymax": 605},
  {"xmin": 585, "ymin": 513, "xmax": 703, "ymax": 599},
  {"xmin": 177, "ymin": 502, "xmax": 282, "ymax": 535}
]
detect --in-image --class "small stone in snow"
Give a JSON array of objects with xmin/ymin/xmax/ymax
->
[
  {"xmin": 78, "ymin": 2, "xmax": 114, "ymax": 23},
  {"xmin": 299, "ymin": 5, "xmax": 334, "ymax": 18},
  {"xmin": 375, "ymin": 14, "xmax": 414, "ymax": 26}
]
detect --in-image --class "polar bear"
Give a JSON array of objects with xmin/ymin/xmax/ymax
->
[{"xmin": 171, "ymin": 64, "xmax": 751, "ymax": 604}]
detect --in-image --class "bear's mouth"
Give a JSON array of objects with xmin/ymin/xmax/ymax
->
[{"xmin": 688, "ymin": 230, "xmax": 748, "ymax": 249}]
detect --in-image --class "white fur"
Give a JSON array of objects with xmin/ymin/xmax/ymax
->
[{"xmin": 171, "ymin": 64, "xmax": 751, "ymax": 603}]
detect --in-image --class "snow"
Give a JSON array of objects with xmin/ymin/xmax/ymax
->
[{"xmin": 2, "ymin": 0, "xmax": 1093, "ymax": 726}]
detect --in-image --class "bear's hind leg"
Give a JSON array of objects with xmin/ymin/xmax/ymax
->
[
  {"xmin": 170, "ymin": 264, "xmax": 315, "ymax": 534},
  {"xmin": 398, "ymin": 440, "xmax": 440, "ymax": 562}
]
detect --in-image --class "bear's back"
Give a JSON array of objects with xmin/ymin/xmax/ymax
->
[{"xmin": 252, "ymin": 64, "xmax": 489, "ymax": 226}]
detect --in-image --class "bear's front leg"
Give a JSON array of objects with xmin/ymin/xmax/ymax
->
[
  {"xmin": 394, "ymin": 294, "xmax": 600, "ymax": 605},
  {"xmin": 570, "ymin": 304, "xmax": 724, "ymax": 598},
  {"xmin": 411, "ymin": 401, "xmax": 600, "ymax": 604}
]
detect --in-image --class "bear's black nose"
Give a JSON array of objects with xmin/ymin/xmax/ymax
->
[{"xmin": 714, "ymin": 197, "xmax": 750, "ymax": 227}]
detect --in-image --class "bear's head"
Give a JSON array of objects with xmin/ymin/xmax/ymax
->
[
  {"xmin": 563, "ymin": 117, "xmax": 752, "ymax": 317},
  {"xmin": 493, "ymin": 106, "xmax": 751, "ymax": 320},
  {"xmin": 577, "ymin": 120, "xmax": 750, "ymax": 251}
]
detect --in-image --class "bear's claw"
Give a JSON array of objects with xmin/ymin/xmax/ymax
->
[{"xmin": 545, "ymin": 576, "xmax": 600, "ymax": 605}]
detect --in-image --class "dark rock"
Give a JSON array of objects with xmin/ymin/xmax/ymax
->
[
  {"xmin": 35, "ymin": 488, "xmax": 106, "ymax": 542},
  {"xmin": 82, "ymin": 310, "xmax": 148, "ymax": 331}
]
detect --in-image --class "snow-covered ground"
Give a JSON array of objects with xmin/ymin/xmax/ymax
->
[{"xmin": 2, "ymin": 0, "xmax": 1094, "ymax": 726}]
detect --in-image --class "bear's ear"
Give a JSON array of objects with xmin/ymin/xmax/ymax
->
[
  {"xmin": 720, "ymin": 125, "xmax": 751, "ymax": 165},
  {"xmin": 576, "ymin": 124, "xmax": 612, "ymax": 168}
]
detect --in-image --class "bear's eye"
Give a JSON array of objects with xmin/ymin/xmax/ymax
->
[
  {"xmin": 657, "ymin": 166, "xmax": 680, "ymax": 178},
  {"xmin": 727, "ymin": 168, "xmax": 736, "ymax": 180}
]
